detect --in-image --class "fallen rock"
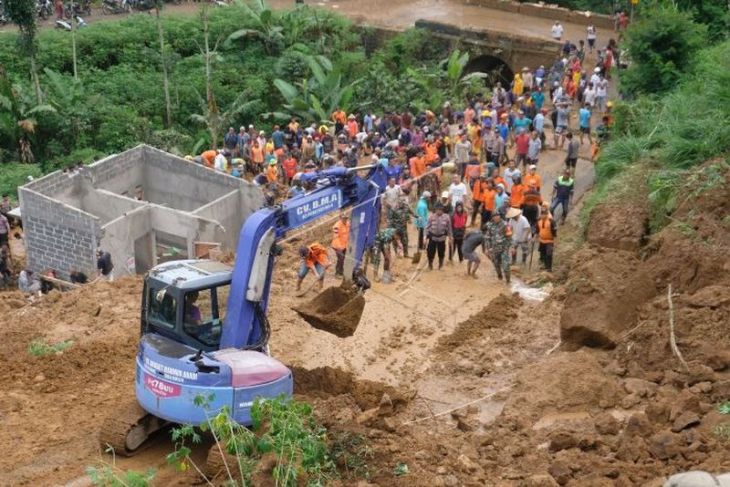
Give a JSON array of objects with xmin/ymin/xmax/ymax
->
[
  {"xmin": 648, "ymin": 431, "xmax": 681, "ymax": 460},
  {"xmin": 594, "ymin": 413, "xmax": 621, "ymax": 435},
  {"xmin": 624, "ymin": 378, "xmax": 658, "ymax": 397},
  {"xmin": 670, "ymin": 390, "xmax": 701, "ymax": 421},
  {"xmin": 625, "ymin": 412, "xmax": 653, "ymax": 437},
  {"xmin": 457, "ymin": 454, "xmax": 479, "ymax": 473},
  {"xmin": 671, "ymin": 411, "xmax": 701, "ymax": 432},
  {"xmin": 684, "ymin": 285, "xmax": 730, "ymax": 308},
  {"xmin": 549, "ymin": 431, "xmax": 579, "ymax": 452},
  {"xmin": 523, "ymin": 474, "xmax": 559, "ymax": 487},
  {"xmin": 548, "ymin": 460, "xmax": 572, "ymax": 486},
  {"xmin": 356, "ymin": 408, "xmax": 378, "ymax": 425},
  {"xmin": 686, "ymin": 364, "xmax": 716, "ymax": 385}
]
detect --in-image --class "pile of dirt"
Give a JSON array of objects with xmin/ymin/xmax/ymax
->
[
  {"xmin": 0, "ymin": 278, "xmax": 142, "ymax": 486},
  {"xmin": 292, "ymin": 286, "xmax": 365, "ymax": 338},
  {"xmin": 435, "ymin": 292, "xmax": 522, "ymax": 353}
]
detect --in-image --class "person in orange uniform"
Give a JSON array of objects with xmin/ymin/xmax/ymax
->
[
  {"xmin": 521, "ymin": 182, "xmax": 543, "ymax": 231},
  {"xmin": 296, "ymin": 243, "xmax": 330, "ymax": 291},
  {"xmin": 479, "ymin": 180, "xmax": 497, "ymax": 224},
  {"xmin": 201, "ymin": 149, "xmax": 216, "ymax": 168},
  {"xmin": 332, "ymin": 108, "xmax": 347, "ymax": 134},
  {"xmin": 346, "ymin": 115, "xmax": 358, "ymax": 140},
  {"xmin": 265, "ymin": 159, "xmax": 278, "ymax": 184},
  {"xmin": 523, "ymin": 165, "xmax": 542, "ymax": 192},
  {"xmin": 281, "ymin": 153, "xmax": 298, "ymax": 186},
  {"xmin": 537, "ymin": 209, "xmax": 557, "ymax": 272},
  {"xmin": 331, "ymin": 213, "xmax": 350, "ymax": 277},
  {"xmin": 509, "ymin": 177, "xmax": 526, "ymax": 208},
  {"xmin": 251, "ymin": 141, "xmax": 264, "ymax": 173}
]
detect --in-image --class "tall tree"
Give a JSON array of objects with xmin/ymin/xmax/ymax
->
[
  {"xmin": 154, "ymin": 0, "xmax": 172, "ymax": 128},
  {"xmin": 5, "ymin": 0, "xmax": 42, "ymax": 103},
  {"xmin": 0, "ymin": 70, "xmax": 56, "ymax": 164}
]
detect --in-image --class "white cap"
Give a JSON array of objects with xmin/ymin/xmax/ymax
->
[
  {"xmin": 422, "ymin": 191, "xmax": 431, "ymax": 199},
  {"xmin": 529, "ymin": 164, "xmax": 537, "ymax": 170},
  {"xmin": 441, "ymin": 190, "xmax": 449, "ymax": 199},
  {"xmin": 594, "ymin": 67, "xmax": 601, "ymax": 73}
]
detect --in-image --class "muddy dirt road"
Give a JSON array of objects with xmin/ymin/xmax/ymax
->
[{"xmin": 1, "ymin": 0, "xmax": 613, "ymax": 44}]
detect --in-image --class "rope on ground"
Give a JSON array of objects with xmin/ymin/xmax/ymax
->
[
  {"xmin": 667, "ymin": 284, "xmax": 689, "ymax": 372},
  {"xmin": 545, "ymin": 339, "xmax": 561, "ymax": 355},
  {"xmin": 401, "ymin": 387, "xmax": 510, "ymax": 426}
]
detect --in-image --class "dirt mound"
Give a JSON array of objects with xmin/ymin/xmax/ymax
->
[
  {"xmin": 292, "ymin": 365, "xmax": 414, "ymax": 411},
  {"xmin": 560, "ymin": 245, "xmax": 656, "ymax": 349},
  {"xmin": 436, "ymin": 292, "xmax": 522, "ymax": 352},
  {"xmin": 585, "ymin": 176, "xmax": 650, "ymax": 251},
  {"xmin": 292, "ymin": 286, "xmax": 365, "ymax": 338}
]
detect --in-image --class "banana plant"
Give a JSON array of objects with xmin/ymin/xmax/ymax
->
[
  {"xmin": 442, "ymin": 49, "xmax": 488, "ymax": 102},
  {"xmin": 270, "ymin": 55, "xmax": 359, "ymax": 123},
  {"xmin": 0, "ymin": 72, "xmax": 56, "ymax": 164},
  {"xmin": 226, "ymin": 0, "xmax": 284, "ymax": 55}
]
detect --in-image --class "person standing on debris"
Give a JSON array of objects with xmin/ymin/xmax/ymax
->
[
  {"xmin": 96, "ymin": 249, "xmax": 114, "ymax": 282},
  {"xmin": 415, "ymin": 191, "xmax": 430, "ymax": 251},
  {"xmin": 389, "ymin": 197, "xmax": 413, "ymax": 258},
  {"xmin": 508, "ymin": 207, "xmax": 531, "ymax": 265},
  {"xmin": 0, "ymin": 211, "xmax": 9, "ymax": 248},
  {"xmin": 369, "ymin": 227, "xmax": 398, "ymax": 283},
  {"xmin": 551, "ymin": 169, "xmax": 575, "ymax": 223},
  {"xmin": 484, "ymin": 212, "xmax": 512, "ymax": 284},
  {"xmin": 425, "ymin": 203, "xmax": 452, "ymax": 270},
  {"xmin": 449, "ymin": 202, "xmax": 468, "ymax": 263},
  {"xmin": 296, "ymin": 243, "xmax": 330, "ymax": 292},
  {"xmin": 565, "ymin": 132, "xmax": 580, "ymax": 174},
  {"xmin": 462, "ymin": 226, "xmax": 485, "ymax": 278},
  {"xmin": 537, "ymin": 209, "xmax": 557, "ymax": 272},
  {"xmin": 331, "ymin": 213, "xmax": 350, "ymax": 278}
]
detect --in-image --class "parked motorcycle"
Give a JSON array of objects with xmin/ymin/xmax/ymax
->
[
  {"xmin": 101, "ymin": 0, "xmax": 130, "ymax": 14},
  {"xmin": 55, "ymin": 15, "xmax": 87, "ymax": 30},
  {"xmin": 37, "ymin": 0, "xmax": 53, "ymax": 19},
  {"xmin": 64, "ymin": 0, "xmax": 90, "ymax": 19}
]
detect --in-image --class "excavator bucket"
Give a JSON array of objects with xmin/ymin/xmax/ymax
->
[{"xmin": 293, "ymin": 286, "xmax": 365, "ymax": 338}]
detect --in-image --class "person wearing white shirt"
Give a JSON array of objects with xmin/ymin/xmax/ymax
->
[
  {"xmin": 583, "ymin": 83, "xmax": 597, "ymax": 107},
  {"xmin": 507, "ymin": 208, "xmax": 532, "ymax": 265},
  {"xmin": 596, "ymin": 78, "xmax": 608, "ymax": 112},
  {"xmin": 503, "ymin": 161, "xmax": 521, "ymax": 194},
  {"xmin": 214, "ymin": 151, "xmax": 227, "ymax": 172},
  {"xmin": 551, "ymin": 21, "xmax": 564, "ymax": 41},
  {"xmin": 448, "ymin": 175, "xmax": 469, "ymax": 206},
  {"xmin": 382, "ymin": 178, "xmax": 403, "ymax": 210}
]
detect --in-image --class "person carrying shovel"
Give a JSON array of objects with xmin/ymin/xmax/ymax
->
[{"xmin": 296, "ymin": 243, "xmax": 330, "ymax": 292}]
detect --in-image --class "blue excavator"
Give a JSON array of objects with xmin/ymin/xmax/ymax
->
[{"xmin": 100, "ymin": 164, "xmax": 388, "ymax": 455}]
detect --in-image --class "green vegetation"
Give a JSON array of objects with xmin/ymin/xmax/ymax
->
[
  {"xmin": 168, "ymin": 394, "xmax": 339, "ymax": 486},
  {"xmin": 585, "ymin": 27, "xmax": 730, "ymax": 231},
  {"xmin": 0, "ymin": 4, "xmax": 462, "ymax": 180},
  {"xmin": 620, "ymin": 5, "xmax": 707, "ymax": 96},
  {"xmin": 86, "ymin": 463, "xmax": 156, "ymax": 487},
  {"xmin": 28, "ymin": 339, "xmax": 73, "ymax": 356}
]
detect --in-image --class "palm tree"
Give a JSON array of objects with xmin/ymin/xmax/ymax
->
[{"xmin": 0, "ymin": 72, "xmax": 56, "ymax": 163}]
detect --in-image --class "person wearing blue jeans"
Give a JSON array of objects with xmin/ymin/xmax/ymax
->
[{"xmin": 551, "ymin": 169, "xmax": 574, "ymax": 223}]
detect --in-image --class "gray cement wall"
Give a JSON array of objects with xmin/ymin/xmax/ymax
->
[
  {"xmin": 142, "ymin": 146, "xmax": 240, "ymax": 212},
  {"xmin": 19, "ymin": 188, "xmax": 100, "ymax": 279},
  {"xmin": 193, "ymin": 186, "xmax": 264, "ymax": 251},
  {"xmin": 99, "ymin": 206, "xmax": 152, "ymax": 278}
]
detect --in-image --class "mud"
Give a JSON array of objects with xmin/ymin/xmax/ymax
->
[{"xmin": 292, "ymin": 286, "xmax": 365, "ymax": 338}]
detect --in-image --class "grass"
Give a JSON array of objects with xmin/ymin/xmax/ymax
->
[
  {"xmin": 86, "ymin": 464, "xmax": 156, "ymax": 487},
  {"xmin": 0, "ymin": 163, "xmax": 42, "ymax": 201},
  {"xmin": 330, "ymin": 430, "xmax": 374, "ymax": 479},
  {"xmin": 28, "ymin": 339, "xmax": 73, "ymax": 357},
  {"xmin": 584, "ymin": 41, "xmax": 730, "ymax": 233}
]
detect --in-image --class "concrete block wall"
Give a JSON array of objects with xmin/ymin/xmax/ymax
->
[
  {"xmin": 90, "ymin": 146, "xmax": 145, "ymax": 194},
  {"xmin": 100, "ymin": 206, "xmax": 152, "ymax": 278},
  {"xmin": 19, "ymin": 188, "xmax": 100, "ymax": 279},
  {"xmin": 141, "ymin": 146, "xmax": 240, "ymax": 212},
  {"xmin": 461, "ymin": 0, "xmax": 614, "ymax": 29},
  {"xmin": 194, "ymin": 186, "xmax": 264, "ymax": 251}
]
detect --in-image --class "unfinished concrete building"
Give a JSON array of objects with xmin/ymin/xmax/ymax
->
[{"xmin": 19, "ymin": 145, "xmax": 263, "ymax": 280}]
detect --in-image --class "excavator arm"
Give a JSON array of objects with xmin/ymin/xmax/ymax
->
[{"xmin": 220, "ymin": 164, "xmax": 388, "ymax": 349}]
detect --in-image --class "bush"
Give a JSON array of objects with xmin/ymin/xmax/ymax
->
[
  {"xmin": 620, "ymin": 6, "xmax": 707, "ymax": 96},
  {"xmin": 0, "ymin": 163, "xmax": 42, "ymax": 200}
]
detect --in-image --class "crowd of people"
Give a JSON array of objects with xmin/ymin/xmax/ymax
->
[{"xmin": 184, "ymin": 27, "xmax": 617, "ymax": 289}]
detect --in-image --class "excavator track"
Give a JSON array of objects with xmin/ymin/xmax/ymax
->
[{"xmin": 99, "ymin": 400, "xmax": 167, "ymax": 457}]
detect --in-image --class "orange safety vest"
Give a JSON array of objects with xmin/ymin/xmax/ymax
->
[
  {"xmin": 201, "ymin": 150, "xmax": 216, "ymax": 167},
  {"xmin": 524, "ymin": 173, "xmax": 541, "ymax": 190},
  {"xmin": 306, "ymin": 243, "xmax": 329, "ymax": 268},
  {"xmin": 331, "ymin": 220, "xmax": 350, "ymax": 251},
  {"xmin": 510, "ymin": 184, "xmax": 525, "ymax": 208},
  {"xmin": 266, "ymin": 165, "xmax": 278, "ymax": 183},
  {"xmin": 538, "ymin": 217, "xmax": 555, "ymax": 243},
  {"xmin": 481, "ymin": 188, "xmax": 496, "ymax": 211}
]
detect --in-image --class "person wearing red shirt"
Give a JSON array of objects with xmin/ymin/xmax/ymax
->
[{"xmin": 514, "ymin": 130, "xmax": 530, "ymax": 170}]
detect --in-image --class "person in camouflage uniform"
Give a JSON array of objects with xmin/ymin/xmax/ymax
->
[
  {"xmin": 484, "ymin": 212, "xmax": 513, "ymax": 284},
  {"xmin": 387, "ymin": 197, "xmax": 413, "ymax": 257},
  {"xmin": 369, "ymin": 227, "xmax": 399, "ymax": 282}
]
